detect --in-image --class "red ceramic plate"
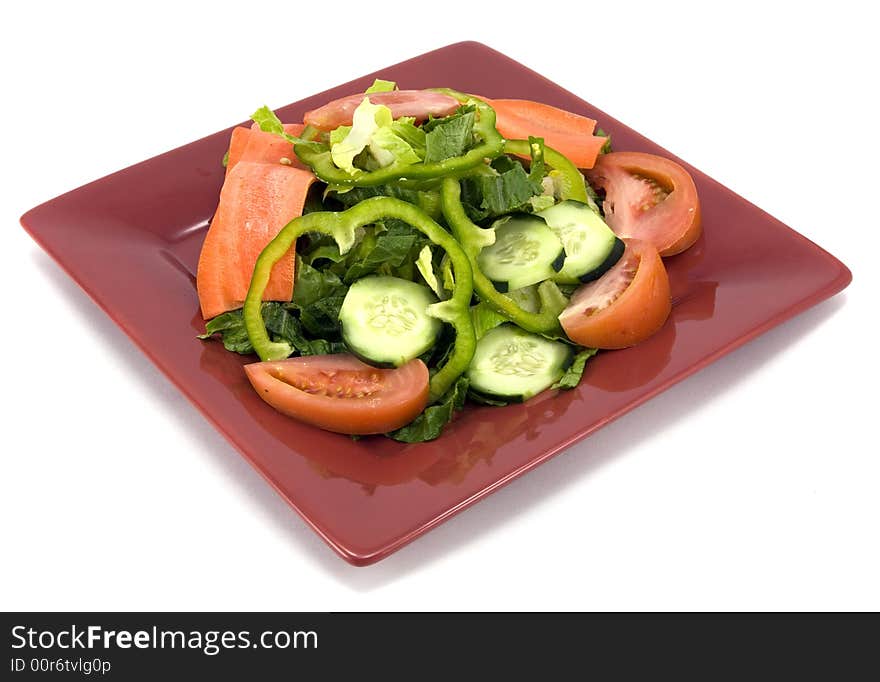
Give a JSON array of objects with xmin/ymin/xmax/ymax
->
[{"xmin": 21, "ymin": 42, "xmax": 850, "ymax": 565}]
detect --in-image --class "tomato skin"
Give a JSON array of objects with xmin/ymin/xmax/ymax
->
[
  {"xmin": 244, "ymin": 354, "xmax": 429, "ymax": 435},
  {"xmin": 586, "ymin": 152, "xmax": 701, "ymax": 257},
  {"xmin": 304, "ymin": 90, "xmax": 460, "ymax": 131},
  {"xmin": 559, "ymin": 239, "xmax": 671, "ymax": 349}
]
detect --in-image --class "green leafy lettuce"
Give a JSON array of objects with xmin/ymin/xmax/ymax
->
[
  {"xmin": 341, "ymin": 223, "xmax": 423, "ymax": 283},
  {"xmin": 365, "ymin": 78, "xmax": 396, "ymax": 93},
  {"xmin": 415, "ymin": 245, "xmax": 443, "ymax": 299},
  {"xmin": 251, "ymin": 105, "xmax": 305, "ymax": 145},
  {"xmin": 297, "ymin": 218, "xmax": 429, "ymax": 287},
  {"xmin": 386, "ymin": 376, "xmax": 469, "ymax": 442},
  {"xmin": 470, "ymin": 301, "xmax": 508, "ymax": 340},
  {"xmin": 326, "ymin": 183, "xmax": 439, "ymax": 219},
  {"xmin": 329, "ymin": 98, "xmax": 421, "ymax": 174},
  {"xmin": 423, "ymin": 106, "xmax": 476, "ymax": 163},
  {"xmin": 199, "ymin": 301, "xmax": 346, "ymax": 357},
  {"xmin": 199, "ymin": 310, "xmax": 255, "ymax": 354},
  {"xmin": 291, "ymin": 259, "xmax": 347, "ymax": 306},
  {"xmin": 551, "ymin": 348, "xmax": 599, "ymax": 390},
  {"xmin": 440, "ymin": 253, "xmax": 455, "ymax": 292},
  {"xmin": 595, "ymin": 127, "xmax": 612, "ymax": 154},
  {"xmin": 390, "ymin": 117, "xmax": 426, "ymax": 159},
  {"xmin": 528, "ymin": 195, "xmax": 556, "ymax": 212},
  {"xmin": 527, "ymin": 136, "xmax": 546, "ymax": 186},
  {"xmin": 460, "ymin": 156, "xmax": 543, "ymax": 222}
]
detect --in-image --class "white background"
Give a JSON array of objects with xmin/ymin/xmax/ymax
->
[{"xmin": 2, "ymin": 0, "xmax": 877, "ymax": 611}]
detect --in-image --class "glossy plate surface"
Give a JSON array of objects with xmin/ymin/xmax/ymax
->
[{"xmin": 21, "ymin": 42, "xmax": 851, "ymax": 565}]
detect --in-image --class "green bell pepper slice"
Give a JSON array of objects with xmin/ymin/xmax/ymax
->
[
  {"xmin": 299, "ymin": 124, "xmax": 321, "ymax": 142},
  {"xmin": 294, "ymin": 99, "xmax": 504, "ymax": 187},
  {"xmin": 243, "ymin": 197, "xmax": 475, "ymax": 403},
  {"xmin": 439, "ymin": 177, "xmax": 567, "ymax": 334}
]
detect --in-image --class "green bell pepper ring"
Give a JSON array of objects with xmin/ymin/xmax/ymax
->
[
  {"xmin": 243, "ymin": 196, "xmax": 475, "ymax": 403},
  {"xmin": 299, "ymin": 124, "xmax": 321, "ymax": 142},
  {"xmin": 294, "ymin": 100, "xmax": 504, "ymax": 187},
  {"xmin": 439, "ymin": 177, "xmax": 567, "ymax": 334},
  {"xmin": 503, "ymin": 138, "xmax": 591, "ymax": 205}
]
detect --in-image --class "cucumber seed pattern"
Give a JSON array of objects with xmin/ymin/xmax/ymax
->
[
  {"xmin": 556, "ymin": 223, "xmax": 586, "ymax": 255},
  {"xmin": 496, "ymin": 231, "xmax": 540, "ymax": 265},
  {"xmin": 490, "ymin": 339, "xmax": 546, "ymax": 377},
  {"xmin": 366, "ymin": 294, "xmax": 418, "ymax": 336}
]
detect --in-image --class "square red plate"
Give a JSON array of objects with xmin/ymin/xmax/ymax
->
[{"xmin": 21, "ymin": 42, "xmax": 850, "ymax": 565}]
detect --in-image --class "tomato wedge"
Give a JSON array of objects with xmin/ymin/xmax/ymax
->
[
  {"xmin": 559, "ymin": 239, "xmax": 671, "ymax": 349},
  {"xmin": 585, "ymin": 151, "xmax": 701, "ymax": 257},
  {"xmin": 304, "ymin": 90, "xmax": 460, "ymax": 131},
  {"xmin": 244, "ymin": 354, "xmax": 429, "ymax": 435},
  {"xmin": 484, "ymin": 98, "xmax": 608, "ymax": 169}
]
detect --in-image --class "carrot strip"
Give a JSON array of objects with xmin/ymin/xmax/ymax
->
[
  {"xmin": 484, "ymin": 98, "xmax": 607, "ymax": 169},
  {"xmin": 197, "ymin": 160, "xmax": 316, "ymax": 320},
  {"xmin": 226, "ymin": 123, "xmax": 306, "ymax": 173}
]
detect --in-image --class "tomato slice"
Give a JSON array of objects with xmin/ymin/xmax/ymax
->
[
  {"xmin": 585, "ymin": 152, "xmax": 701, "ymax": 257},
  {"xmin": 244, "ymin": 354, "xmax": 429, "ymax": 435},
  {"xmin": 304, "ymin": 90, "xmax": 460, "ymax": 131},
  {"xmin": 559, "ymin": 239, "xmax": 671, "ymax": 349}
]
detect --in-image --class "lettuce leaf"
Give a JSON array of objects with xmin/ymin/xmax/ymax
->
[
  {"xmin": 596, "ymin": 127, "xmax": 612, "ymax": 154},
  {"xmin": 329, "ymin": 125, "xmax": 352, "ymax": 147},
  {"xmin": 386, "ymin": 376, "xmax": 469, "ymax": 442},
  {"xmin": 507, "ymin": 285, "xmax": 540, "ymax": 312},
  {"xmin": 423, "ymin": 107, "xmax": 475, "ymax": 163},
  {"xmin": 440, "ymin": 253, "xmax": 455, "ymax": 292},
  {"xmin": 460, "ymin": 156, "xmax": 541, "ymax": 220},
  {"xmin": 251, "ymin": 105, "xmax": 304, "ymax": 145},
  {"xmin": 298, "ymin": 296, "xmax": 346, "ymax": 337},
  {"xmin": 327, "ymin": 183, "xmax": 440, "ymax": 219},
  {"xmin": 371, "ymin": 126, "xmax": 421, "ymax": 166},
  {"xmin": 199, "ymin": 310, "xmax": 254, "ymax": 354},
  {"xmin": 330, "ymin": 98, "xmax": 389, "ymax": 173},
  {"xmin": 391, "ymin": 117, "xmax": 426, "ymax": 159},
  {"xmin": 342, "ymin": 224, "xmax": 423, "ymax": 283},
  {"xmin": 528, "ymin": 195, "xmax": 556, "ymax": 212},
  {"xmin": 365, "ymin": 78, "xmax": 396, "ymax": 94},
  {"xmin": 470, "ymin": 302, "xmax": 508, "ymax": 340},
  {"xmin": 329, "ymin": 98, "xmax": 421, "ymax": 173},
  {"xmin": 199, "ymin": 302, "xmax": 345, "ymax": 357},
  {"xmin": 292, "ymin": 259, "xmax": 347, "ymax": 308},
  {"xmin": 527, "ymin": 136, "xmax": 546, "ymax": 187},
  {"xmin": 415, "ymin": 245, "xmax": 443, "ymax": 298},
  {"xmin": 551, "ymin": 348, "xmax": 599, "ymax": 389}
]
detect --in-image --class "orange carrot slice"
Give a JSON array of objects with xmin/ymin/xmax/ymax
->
[
  {"xmin": 197, "ymin": 160, "xmax": 316, "ymax": 320},
  {"xmin": 485, "ymin": 98, "xmax": 608, "ymax": 169},
  {"xmin": 225, "ymin": 126, "xmax": 251, "ymax": 174},
  {"xmin": 226, "ymin": 123, "xmax": 306, "ymax": 174}
]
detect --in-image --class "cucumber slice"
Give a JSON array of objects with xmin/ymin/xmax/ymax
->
[
  {"xmin": 580, "ymin": 237, "xmax": 625, "ymax": 282},
  {"xmin": 339, "ymin": 276, "xmax": 442, "ymax": 368},
  {"xmin": 466, "ymin": 324, "xmax": 573, "ymax": 401},
  {"xmin": 537, "ymin": 200, "xmax": 618, "ymax": 283},
  {"xmin": 477, "ymin": 214, "xmax": 564, "ymax": 291}
]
